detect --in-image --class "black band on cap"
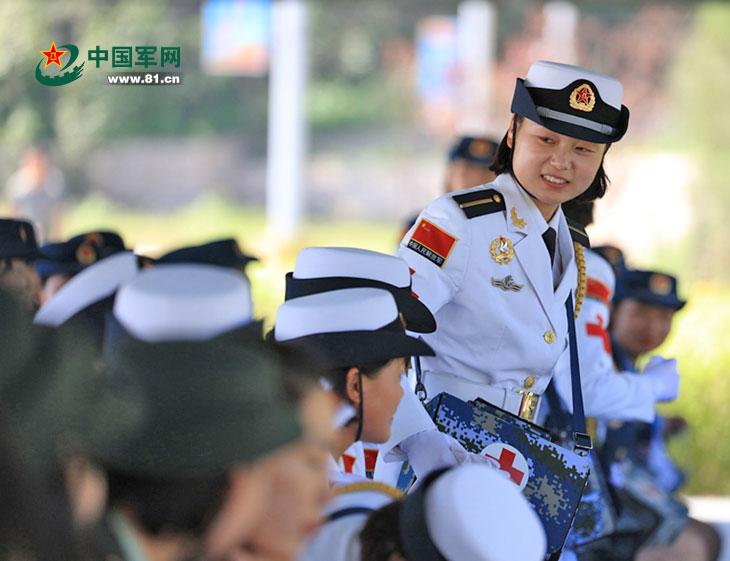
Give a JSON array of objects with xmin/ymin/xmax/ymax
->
[
  {"xmin": 285, "ymin": 273, "xmax": 409, "ymax": 301},
  {"xmin": 511, "ymin": 78, "xmax": 629, "ymax": 143},
  {"xmin": 399, "ymin": 468, "xmax": 449, "ymax": 561}
]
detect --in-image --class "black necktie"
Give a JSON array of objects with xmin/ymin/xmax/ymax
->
[{"xmin": 542, "ymin": 227, "xmax": 557, "ymax": 266}]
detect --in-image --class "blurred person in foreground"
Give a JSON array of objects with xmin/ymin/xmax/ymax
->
[
  {"xmin": 4, "ymin": 145, "xmax": 65, "ymax": 242},
  {"xmin": 87, "ymin": 265, "xmax": 333, "ymax": 561},
  {"xmin": 0, "ymin": 286, "xmax": 141, "ymax": 561},
  {"xmin": 0, "ymin": 218, "xmax": 44, "ymax": 309}
]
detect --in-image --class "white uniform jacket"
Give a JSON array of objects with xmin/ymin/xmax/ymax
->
[
  {"xmin": 553, "ymin": 248, "xmax": 656, "ymax": 422},
  {"xmin": 386, "ymin": 173, "xmax": 578, "ymax": 450},
  {"xmin": 299, "ymin": 475, "xmax": 401, "ymax": 561}
]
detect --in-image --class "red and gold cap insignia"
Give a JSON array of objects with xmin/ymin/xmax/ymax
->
[
  {"xmin": 649, "ymin": 274, "xmax": 672, "ymax": 296},
  {"xmin": 469, "ymin": 139, "xmax": 491, "ymax": 158},
  {"xmin": 76, "ymin": 243, "xmax": 97, "ymax": 265},
  {"xmin": 569, "ymin": 83, "xmax": 596, "ymax": 113}
]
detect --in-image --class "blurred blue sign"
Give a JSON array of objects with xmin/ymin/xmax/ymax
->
[
  {"xmin": 416, "ymin": 16, "xmax": 458, "ymax": 103},
  {"xmin": 201, "ymin": 0, "xmax": 271, "ymax": 76}
]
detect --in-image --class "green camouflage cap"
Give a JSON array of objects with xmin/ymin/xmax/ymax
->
[
  {"xmin": 0, "ymin": 289, "xmax": 144, "ymax": 481},
  {"xmin": 97, "ymin": 333, "xmax": 302, "ymax": 479}
]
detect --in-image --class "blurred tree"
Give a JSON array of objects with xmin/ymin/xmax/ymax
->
[
  {"xmin": 0, "ymin": 0, "xmax": 269, "ymax": 192},
  {"xmin": 668, "ymin": 2, "xmax": 730, "ymax": 281}
]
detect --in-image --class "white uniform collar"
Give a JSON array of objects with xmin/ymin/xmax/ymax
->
[
  {"xmin": 492, "ymin": 173, "xmax": 577, "ymax": 312},
  {"xmin": 494, "ymin": 173, "xmax": 549, "ymax": 237}
]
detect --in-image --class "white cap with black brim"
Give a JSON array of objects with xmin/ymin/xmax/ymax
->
[
  {"xmin": 511, "ymin": 60, "xmax": 630, "ymax": 144},
  {"xmin": 400, "ymin": 464, "xmax": 547, "ymax": 561},
  {"xmin": 34, "ymin": 252, "xmax": 139, "ymax": 328},
  {"xmin": 112, "ymin": 264, "xmax": 257, "ymax": 343},
  {"xmin": 285, "ymin": 247, "xmax": 436, "ymax": 334},
  {"xmin": 273, "ymin": 287, "xmax": 434, "ymax": 368}
]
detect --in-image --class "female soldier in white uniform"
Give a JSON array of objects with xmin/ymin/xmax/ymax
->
[{"xmin": 384, "ymin": 60, "xmax": 631, "ymax": 465}]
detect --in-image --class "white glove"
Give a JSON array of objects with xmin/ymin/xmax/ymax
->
[
  {"xmin": 644, "ymin": 356, "xmax": 680, "ymax": 402},
  {"xmin": 399, "ymin": 429, "xmax": 470, "ymax": 480}
]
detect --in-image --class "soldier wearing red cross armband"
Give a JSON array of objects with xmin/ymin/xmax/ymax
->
[{"xmin": 549, "ymin": 200, "xmax": 679, "ymax": 423}]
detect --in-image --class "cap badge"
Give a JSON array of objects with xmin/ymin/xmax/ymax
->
[
  {"xmin": 569, "ymin": 83, "xmax": 596, "ymax": 113},
  {"xmin": 649, "ymin": 273, "xmax": 672, "ymax": 296},
  {"xmin": 18, "ymin": 225, "xmax": 28, "ymax": 243},
  {"xmin": 76, "ymin": 242, "xmax": 97, "ymax": 265},
  {"xmin": 491, "ymin": 274, "xmax": 523, "ymax": 292},
  {"xmin": 490, "ymin": 236, "xmax": 514, "ymax": 265},
  {"xmin": 510, "ymin": 207, "xmax": 527, "ymax": 229},
  {"xmin": 469, "ymin": 139, "xmax": 491, "ymax": 158}
]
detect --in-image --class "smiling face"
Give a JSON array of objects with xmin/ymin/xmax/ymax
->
[{"xmin": 507, "ymin": 117, "xmax": 607, "ymax": 220}]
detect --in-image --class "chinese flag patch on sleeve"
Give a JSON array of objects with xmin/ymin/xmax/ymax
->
[{"xmin": 406, "ymin": 219, "xmax": 457, "ymax": 267}]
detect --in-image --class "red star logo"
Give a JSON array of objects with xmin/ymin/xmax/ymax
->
[
  {"xmin": 575, "ymin": 86, "xmax": 592, "ymax": 106},
  {"xmin": 40, "ymin": 41, "xmax": 66, "ymax": 68}
]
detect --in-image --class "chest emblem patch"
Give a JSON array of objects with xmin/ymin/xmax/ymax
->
[{"xmin": 490, "ymin": 236, "xmax": 514, "ymax": 265}]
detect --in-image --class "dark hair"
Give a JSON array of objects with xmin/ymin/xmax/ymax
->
[
  {"xmin": 270, "ymin": 343, "xmax": 324, "ymax": 405},
  {"xmin": 562, "ymin": 199, "xmax": 595, "ymax": 228},
  {"xmin": 106, "ymin": 469, "xmax": 229, "ymax": 537},
  {"xmin": 489, "ymin": 115, "xmax": 611, "ymax": 202},
  {"xmin": 324, "ymin": 358, "xmax": 393, "ymax": 402},
  {"xmin": 359, "ymin": 500, "xmax": 406, "ymax": 561}
]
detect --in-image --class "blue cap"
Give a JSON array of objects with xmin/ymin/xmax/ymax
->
[
  {"xmin": 614, "ymin": 268, "xmax": 685, "ymax": 311},
  {"xmin": 448, "ymin": 136, "xmax": 498, "ymax": 165},
  {"xmin": 157, "ymin": 239, "xmax": 257, "ymax": 269},
  {"xmin": 0, "ymin": 218, "xmax": 44, "ymax": 261},
  {"xmin": 36, "ymin": 231, "xmax": 126, "ymax": 281}
]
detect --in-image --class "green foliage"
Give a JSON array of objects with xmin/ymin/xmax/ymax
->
[
  {"xmin": 0, "ymin": 1, "xmax": 269, "ymax": 171},
  {"xmin": 659, "ymin": 284, "xmax": 730, "ymax": 494},
  {"xmin": 668, "ymin": 2, "xmax": 730, "ymax": 281}
]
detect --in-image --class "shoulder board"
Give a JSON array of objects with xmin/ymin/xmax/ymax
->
[
  {"xmin": 452, "ymin": 189, "xmax": 505, "ymax": 219},
  {"xmin": 567, "ymin": 218, "xmax": 590, "ymax": 248}
]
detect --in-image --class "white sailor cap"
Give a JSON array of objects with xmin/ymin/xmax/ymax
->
[
  {"xmin": 273, "ymin": 288, "xmax": 433, "ymax": 368},
  {"xmin": 34, "ymin": 251, "xmax": 139, "ymax": 327},
  {"xmin": 286, "ymin": 247, "xmax": 436, "ymax": 333},
  {"xmin": 400, "ymin": 464, "xmax": 547, "ymax": 561},
  {"xmin": 511, "ymin": 60, "xmax": 629, "ymax": 143},
  {"xmin": 113, "ymin": 264, "xmax": 255, "ymax": 342}
]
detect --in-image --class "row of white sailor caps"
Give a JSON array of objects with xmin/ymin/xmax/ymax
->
[
  {"xmin": 400, "ymin": 464, "xmax": 546, "ymax": 561},
  {"xmin": 33, "ymin": 255, "xmax": 259, "ymax": 344},
  {"xmin": 512, "ymin": 60, "xmax": 630, "ymax": 143}
]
